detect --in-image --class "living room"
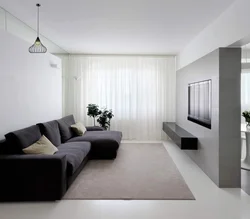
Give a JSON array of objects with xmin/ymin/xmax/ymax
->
[{"xmin": 0, "ymin": 0, "xmax": 250, "ymax": 219}]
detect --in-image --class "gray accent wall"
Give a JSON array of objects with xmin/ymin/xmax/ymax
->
[{"xmin": 176, "ymin": 48, "xmax": 241, "ymax": 188}]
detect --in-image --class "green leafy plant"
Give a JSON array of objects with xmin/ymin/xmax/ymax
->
[
  {"xmin": 97, "ymin": 109, "xmax": 114, "ymax": 130},
  {"xmin": 242, "ymin": 111, "xmax": 250, "ymax": 126},
  {"xmin": 87, "ymin": 104, "xmax": 102, "ymax": 126}
]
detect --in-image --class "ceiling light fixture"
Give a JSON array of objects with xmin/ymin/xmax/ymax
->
[{"xmin": 29, "ymin": 3, "xmax": 47, "ymax": 53}]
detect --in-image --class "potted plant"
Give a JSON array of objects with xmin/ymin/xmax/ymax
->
[
  {"xmin": 97, "ymin": 109, "xmax": 114, "ymax": 130},
  {"xmin": 242, "ymin": 111, "xmax": 250, "ymax": 129},
  {"xmin": 87, "ymin": 104, "xmax": 102, "ymax": 126},
  {"xmin": 107, "ymin": 109, "xmax": 114, "ymax": 129}
]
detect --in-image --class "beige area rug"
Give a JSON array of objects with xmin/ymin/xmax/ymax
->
[{"xmin": 63, "ymin": 143, "xmax": 195, "ymax": 200}]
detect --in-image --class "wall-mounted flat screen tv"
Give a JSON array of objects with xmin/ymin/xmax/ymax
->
[{"xmin": 188, "ymin": 79, "xmax": 212, "ymax": 129}]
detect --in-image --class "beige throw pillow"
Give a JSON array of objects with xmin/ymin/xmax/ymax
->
[
  {"xmin": 71, "ymin": 122, "xmax": 86, "ymax": 136},
  {"xmin": 23, "ymin": 135, "xmax": 58, "ymax": 155}
]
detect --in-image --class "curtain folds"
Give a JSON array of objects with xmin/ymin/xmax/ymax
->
[
  {"xmin": 241, "ymin": 73, "xmax": 250, "ymax": 123},
  {"xmin": 61, "ymin": 55, "xmax": 176, "ymax": 140}
]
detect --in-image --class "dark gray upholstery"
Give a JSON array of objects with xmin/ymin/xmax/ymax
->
[
  {"xmin": 86, "ymin": 126, "xmax": 105, "ymax": 131},
  {"xmin": 57, "ymin": 115, "xmax": 76, "ymax": 143},
  {"xmin": 57, "ymin": 142, "xmax": 91, "ymax": 176},
  {"xmin": 37, "ymin": 120, "xmax": 61, "ymax": 146},
  {"xmin": 0, "ymin": 140, "xmax": 7, "ymax": 155},
  {"xmin": 67, "ymin": 131, "xmax": 122, "ymax": 159},
  {"xmin": 0, "ymin": 154, "xmax": 67, "ymax": 201},
  {"xmin": 0, "ymin": 114, "xmax": 122, "ymax": 201},
  {"xmin": 68, "ymin": 131, "xmax": 122, "ymax": 143},
  {"xmin": 5, "ymin": 125, "xmax": 42, "ymax": 154}
]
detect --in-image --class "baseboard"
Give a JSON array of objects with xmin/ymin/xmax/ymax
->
[{"xmin": 121, "ymin": 140, "xmax": 163, "ymax": 144}]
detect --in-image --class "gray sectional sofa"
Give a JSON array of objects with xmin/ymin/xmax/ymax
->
[{"xmin": 0, "ymin": 115, "xmax": 122, "ymax": 202}]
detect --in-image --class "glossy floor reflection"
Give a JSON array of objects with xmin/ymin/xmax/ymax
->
[{"xmin": 0, "ymin": 140, "xmax": 249, "ymax": 219}]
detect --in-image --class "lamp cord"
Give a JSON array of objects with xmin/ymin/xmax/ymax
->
[{"xmin": 37, "ymin": 4, "xmax": 40, "ymax": 37}]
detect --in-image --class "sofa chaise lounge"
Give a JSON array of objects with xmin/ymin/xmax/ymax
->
[{"xmin": 0, "ymin": 115, "xmax": 122, "ymax": 202}]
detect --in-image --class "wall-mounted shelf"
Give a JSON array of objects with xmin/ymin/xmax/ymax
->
[{"xmin": 163, "ymin": 122, "xmax": 198, "ymax": 150}]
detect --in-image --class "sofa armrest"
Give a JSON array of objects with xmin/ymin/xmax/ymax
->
[
  {"xmin": 86, "ymin": 126, "xmax": 105, "ymax": 131},
  {"xmin": 0, "ymin": 154, "xmax": 67, "ymax": 201}
]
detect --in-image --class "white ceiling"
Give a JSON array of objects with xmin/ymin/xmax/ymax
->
[{"xmin": 0, "ymin": 0, "xmax": 235, "ymax": 54}]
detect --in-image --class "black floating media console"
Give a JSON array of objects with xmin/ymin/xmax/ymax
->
[{"xmin": 163, "ymin": 122, "xmax": 198, "ymax": 150}]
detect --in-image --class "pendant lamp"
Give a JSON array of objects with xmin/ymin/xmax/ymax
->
[{"xmin": 29, "ymin": 4, "xmax": 47, "ymax": 53}]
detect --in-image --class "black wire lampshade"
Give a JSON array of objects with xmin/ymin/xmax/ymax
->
[
  {"xmin": 29, "ymin": 4, "xmax": 47, "ymax": 53},
  {"xmin": 29, "ymin": 37, "xmax": 47, "ymax": 53}
]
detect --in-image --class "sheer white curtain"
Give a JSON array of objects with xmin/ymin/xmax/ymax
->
[
  {"xmin": 242, "ymin": 73, "xmax": 250, "ymax": 123},
  {"xmin": 62, "ymin": 55, "xmax": 176, "ymax": 140}
]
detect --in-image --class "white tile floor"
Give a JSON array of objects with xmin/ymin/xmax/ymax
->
[{"xmin": 0, "ymin": 140, "xmax": 250, "ymax": 219}]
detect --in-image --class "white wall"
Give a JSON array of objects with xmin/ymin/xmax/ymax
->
[
  {"xmin": 177, "ymin": 0, "xmax": 250, "ymax": 69},
  {"xmin": 55, "ymin": 54, "xmax": 70, "ymax": 116},
  {"xmin": 0, "ymin": 30, "xmax": 62, "ymax": 138},
  {"xmin": 0, "ymin": 8, "xmax": 4, "ymax": 29}
]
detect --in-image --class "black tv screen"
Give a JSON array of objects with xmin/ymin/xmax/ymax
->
[{"xmin": 188, "ymin": 79, "xmax": 212, "ymax": 129}]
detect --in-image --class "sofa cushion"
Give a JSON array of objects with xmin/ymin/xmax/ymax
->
[
  {"xmin": 37, "ymin": 120, "xmax": 61, "ymax": 146},
  {"xmin": 57, "ymin": 115, "xmax": 76, "ymax": 143},
  {"xmin": 67, "ymin": 131, "xmax": 122, "ymax": 159},
  {"xmin": 56, "ymin": 142, "xmax": 91, "ymax": 176},
  {"xmin": 86, "ymin": 126, "xmax": 104, "ymax": 131},
  {"xmin": 5, "ymin": 125, "xmax": 42, "ymax": 154},
  {"xmin": 68, "ymin": 131, "xmax": 122, "ymax": 145},
  {"xmin": 0, "ymin": 140, "xmax": 7, "ymax": 155}
]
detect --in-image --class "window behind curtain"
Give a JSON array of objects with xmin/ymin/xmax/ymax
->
[{"xmin": 64, "ymin": 56, "xmax": 176, "ymax": 140}]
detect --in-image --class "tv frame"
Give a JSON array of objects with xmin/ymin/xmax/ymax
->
[{"xmin": 187, "ymin": 79, "xmax": 212, "ymax": 129}]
